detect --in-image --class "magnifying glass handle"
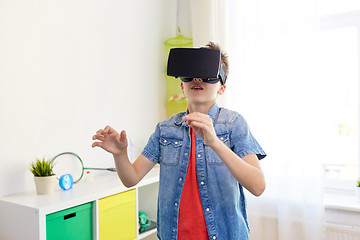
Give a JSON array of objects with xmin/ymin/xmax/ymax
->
[{"xmin": 85, "ymin": 167, "xmax": 117, "ymax": 172}]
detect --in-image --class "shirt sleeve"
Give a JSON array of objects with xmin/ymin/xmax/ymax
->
[
  {"xmin": 230, "ymin": 114, "xmax": 266, "ymax": 160},
  {"xmin": 141, "ymin": 123, "xmax": 161, "ymax": 164}
]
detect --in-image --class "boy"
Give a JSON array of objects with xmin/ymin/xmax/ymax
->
[{"xmin": 92, "ymin": 42, "xmax": 266, "ymax": 240}]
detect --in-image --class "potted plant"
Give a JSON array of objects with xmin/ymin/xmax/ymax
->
[
  {"xmin": 30, "ymin": 157, "xmax": 56, "ymax": 195},
  {"xmin": 356, "ymin": 178, "xmax": 360, "ymax": 202}
]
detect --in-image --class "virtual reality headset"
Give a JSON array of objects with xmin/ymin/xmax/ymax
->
[{"xmin": 167, "ymin": 48, "xmax": 227, "ymax": 85}]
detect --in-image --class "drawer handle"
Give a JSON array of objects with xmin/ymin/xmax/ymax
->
[{"xmin": 64, "ymin": 212, "xmax": 76, "ymax": 220}]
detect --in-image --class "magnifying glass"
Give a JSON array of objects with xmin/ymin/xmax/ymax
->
[{"xmin": 51, "ymin": 152, "xmax": 116, "ymax": 183}]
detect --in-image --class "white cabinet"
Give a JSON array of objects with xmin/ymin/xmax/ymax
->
[{"xmin": 0, "ymin": 166, "xmax": 159, "ymax": 240}]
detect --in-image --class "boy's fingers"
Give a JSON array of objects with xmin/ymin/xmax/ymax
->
[
  {"xmin": 92, "ymin": 142, "xmax": 102, "ymax": 148},
  {"xmin": 120, "ymin": 130, "xmax": 127, "ymax": 142},
  {"xmin": 183, "ymin": 112, "xmax": 212, "ymax": 123},
  {"xmin": 184, "ymin": 117, "xmax": 212, "ymax": 128},
  {"xmin": 183, "ymin": 115, "xmax": 203, "ymax": 123},
  {"xmin": 96, "ymin": 126, "xmax": 116, "ymax": 136},
  {"xmin": 104, "ymin": 125, "xmax": 114, "ymax": 134},
  {"xmin": 93, "ymin": 135, "xmax": 105, "ymax": 141},
  {"xmin": 96, "ymin": 129, "xmax": 104, "ymax": 135},
  {"xmin": 94, "ymin": 131, "xmax": 105, "ymax": 139},
  {"xmin": 189, "ymin": 120, "xmax": 206, "ymax": 129}
]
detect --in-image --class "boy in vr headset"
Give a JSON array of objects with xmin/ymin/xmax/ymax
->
[{"xmin": 92, "ymin": 42, "xmax": 266, "ymax": 240}]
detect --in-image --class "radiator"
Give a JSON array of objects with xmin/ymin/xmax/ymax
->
[{"xmin": 325, "ymin": 224, "xmax": 360, "ymax": 240}]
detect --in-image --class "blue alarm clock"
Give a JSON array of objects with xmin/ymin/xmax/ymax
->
[{"xmin": 59, "ymin": 174, "xmax": 74, "ymax": 191}]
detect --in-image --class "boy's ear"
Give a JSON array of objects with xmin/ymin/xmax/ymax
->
[{"xmin": 217, "ymin": 85, "xmax": 226, "ymax": 95}]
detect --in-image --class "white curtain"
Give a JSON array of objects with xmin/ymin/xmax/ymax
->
[
  {"xmin": 189, "ymin": 0, "xmax": 227, "ymax": 48},
  {"xmin": 189, "ymin": 0, "xmax": 325, "ymax": 239}
]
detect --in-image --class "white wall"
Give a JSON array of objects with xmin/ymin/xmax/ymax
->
[{"xmin": 0, "ymin": 0, "xmax": 177, "ymax": 197}]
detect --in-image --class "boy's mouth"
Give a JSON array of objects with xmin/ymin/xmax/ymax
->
[{"xmin": 191, "ymin": 85, "xmax": 204, "ymax": 90}]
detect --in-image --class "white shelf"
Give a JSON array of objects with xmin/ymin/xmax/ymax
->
[
  {"xmin": 139, "ymin": 228, "xmax": 157, "ymax": 239},
  {"xmin": 0, "ymin": 165, "xmax": 160, "ymax": 240},
  {"xmin": 1, "ymin": 166, "xmax": 159, "ymax": 213}
]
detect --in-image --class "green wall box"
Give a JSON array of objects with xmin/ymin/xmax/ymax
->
[
  {"xmin": 46, "ymin": 202, "xmax": 93, "ymax": 240},
  {"xmin": 164, "ymin": 35, "xmax": 193, "ymax": 117}
]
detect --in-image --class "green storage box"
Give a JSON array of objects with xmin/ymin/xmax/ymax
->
[{"xmin": 46, "ymin": 202, "xmax": 93, "ymax": 240}]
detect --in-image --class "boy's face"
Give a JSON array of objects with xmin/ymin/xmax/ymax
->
[{"xmin": 181, "ymin": 78, "xmax": 226, "ymax": 106}]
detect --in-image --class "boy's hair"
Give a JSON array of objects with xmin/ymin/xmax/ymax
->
[{"xmin": 205, "ymin": 42, "xmax": 229, "ymax": 77}]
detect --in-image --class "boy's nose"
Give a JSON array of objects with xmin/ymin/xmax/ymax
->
[{"xmin": 193, "ymin": 78, "xmax": 203, "ymax": 82}]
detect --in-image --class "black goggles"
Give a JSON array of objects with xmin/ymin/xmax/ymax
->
[
  {"xmin": 180, "ymin": 77, "xmax": 221, "ymax": 84},
  {"xmin": 167, "ymin": 48, "xmax": 227, "ymax": 85}
]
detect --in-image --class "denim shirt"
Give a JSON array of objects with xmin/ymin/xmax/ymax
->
[{"xmin": 142, "ymin": 103, "xmax": 266, "ymax": 240}]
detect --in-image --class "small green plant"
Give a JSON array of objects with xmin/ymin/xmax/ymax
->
[
  {"xmin": 30, "ymin": 157, "xmax": 54, "ymax": 177},
  {"xmin": 357, "ymin": 177, "xmax": 360, "ymax": 188}
]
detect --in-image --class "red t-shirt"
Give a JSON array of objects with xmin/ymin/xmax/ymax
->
[{"xmin": 178, "ymin": 128, "xmax": 209, "ymax": 240}]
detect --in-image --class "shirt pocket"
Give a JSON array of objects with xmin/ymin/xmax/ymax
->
[
  {"xmin": 159, "ymin": 137, "xmax": 183, "ymax": 166},
  {"xmin": 205, "ymin": 133, "xmax": 230, "ymax": 165}
]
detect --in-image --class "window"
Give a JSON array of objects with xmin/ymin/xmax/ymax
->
[
  {"xmin": 318, "ymin": 0, "xmax": 360, "ymax": 16},
  {"xmin": 318, "ymin": 7, "xmax": 360, "ymax": 185}
]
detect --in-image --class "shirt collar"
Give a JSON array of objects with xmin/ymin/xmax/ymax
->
[{"xmin": 174, "ymin": 103, "xmax": 219, "ymax": 127}]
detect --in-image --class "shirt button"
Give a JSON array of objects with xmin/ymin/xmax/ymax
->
[
  {"xmin": 197, "ymin": 154, "xmax": 201, "ymax": 158},
  {"xmin": 175, "ymin": 141, "xmax": 178, "ymax": 144},
  {"xmin": 213, "ymin": 236, "xmax": 217, "ymax": 240},
  {"xmin": 220, "ymin": 137, "xmax": 224, "ymax": 140},
  {"xmin": 179, "ymin": 178, "xmax": 182, "ymax": 181},
  {"xmin": 175, "ymin": 203, "xmax": 178, "ymax": 206},
  {"xmin": 200, "ymin": 181, "xmax": 204, "ymax": 185},
  {"xmin": 173, "ymin": 229, "xmax": 176, "ymax": 232},
  {"xmin": 206, "ymin": 208, "xmax": 210, "ymax": 212},
  {"xmin": 184, "ymin": 153, "xmax": 188, "ymax": 156},
  {"xmin": 164, "ymin": 140, "xmax": 167, "ymax": 143}
]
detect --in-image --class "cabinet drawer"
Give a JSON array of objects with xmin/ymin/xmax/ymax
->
[
  {"xmin": 99, "ymin": 189, "xmax": 136, "ymax": 240},
  {"xmin": 46, "ymin": 202, "xmax": 93, "ymax": 240}
]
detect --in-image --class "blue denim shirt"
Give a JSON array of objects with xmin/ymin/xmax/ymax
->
[{"xmin": 142, "ymin": 103, "xmax": 266, "ymax": 240}]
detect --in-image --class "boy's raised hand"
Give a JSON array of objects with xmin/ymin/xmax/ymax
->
[
  {"xmin": 92, "ymin": 126, "xmax": 128, "ymax": 155},
  {"xmin": 182, "ymin": 112, "xmax": 218, "ymax": 147}
]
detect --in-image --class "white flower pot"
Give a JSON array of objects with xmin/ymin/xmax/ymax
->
[
  {"xmin": 34, "ymin": 175, "xmax": 56, "ymax": 195},
  {"xmin": 356, "ymin": 187, "xmax": 360, "ymax": 203}
]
